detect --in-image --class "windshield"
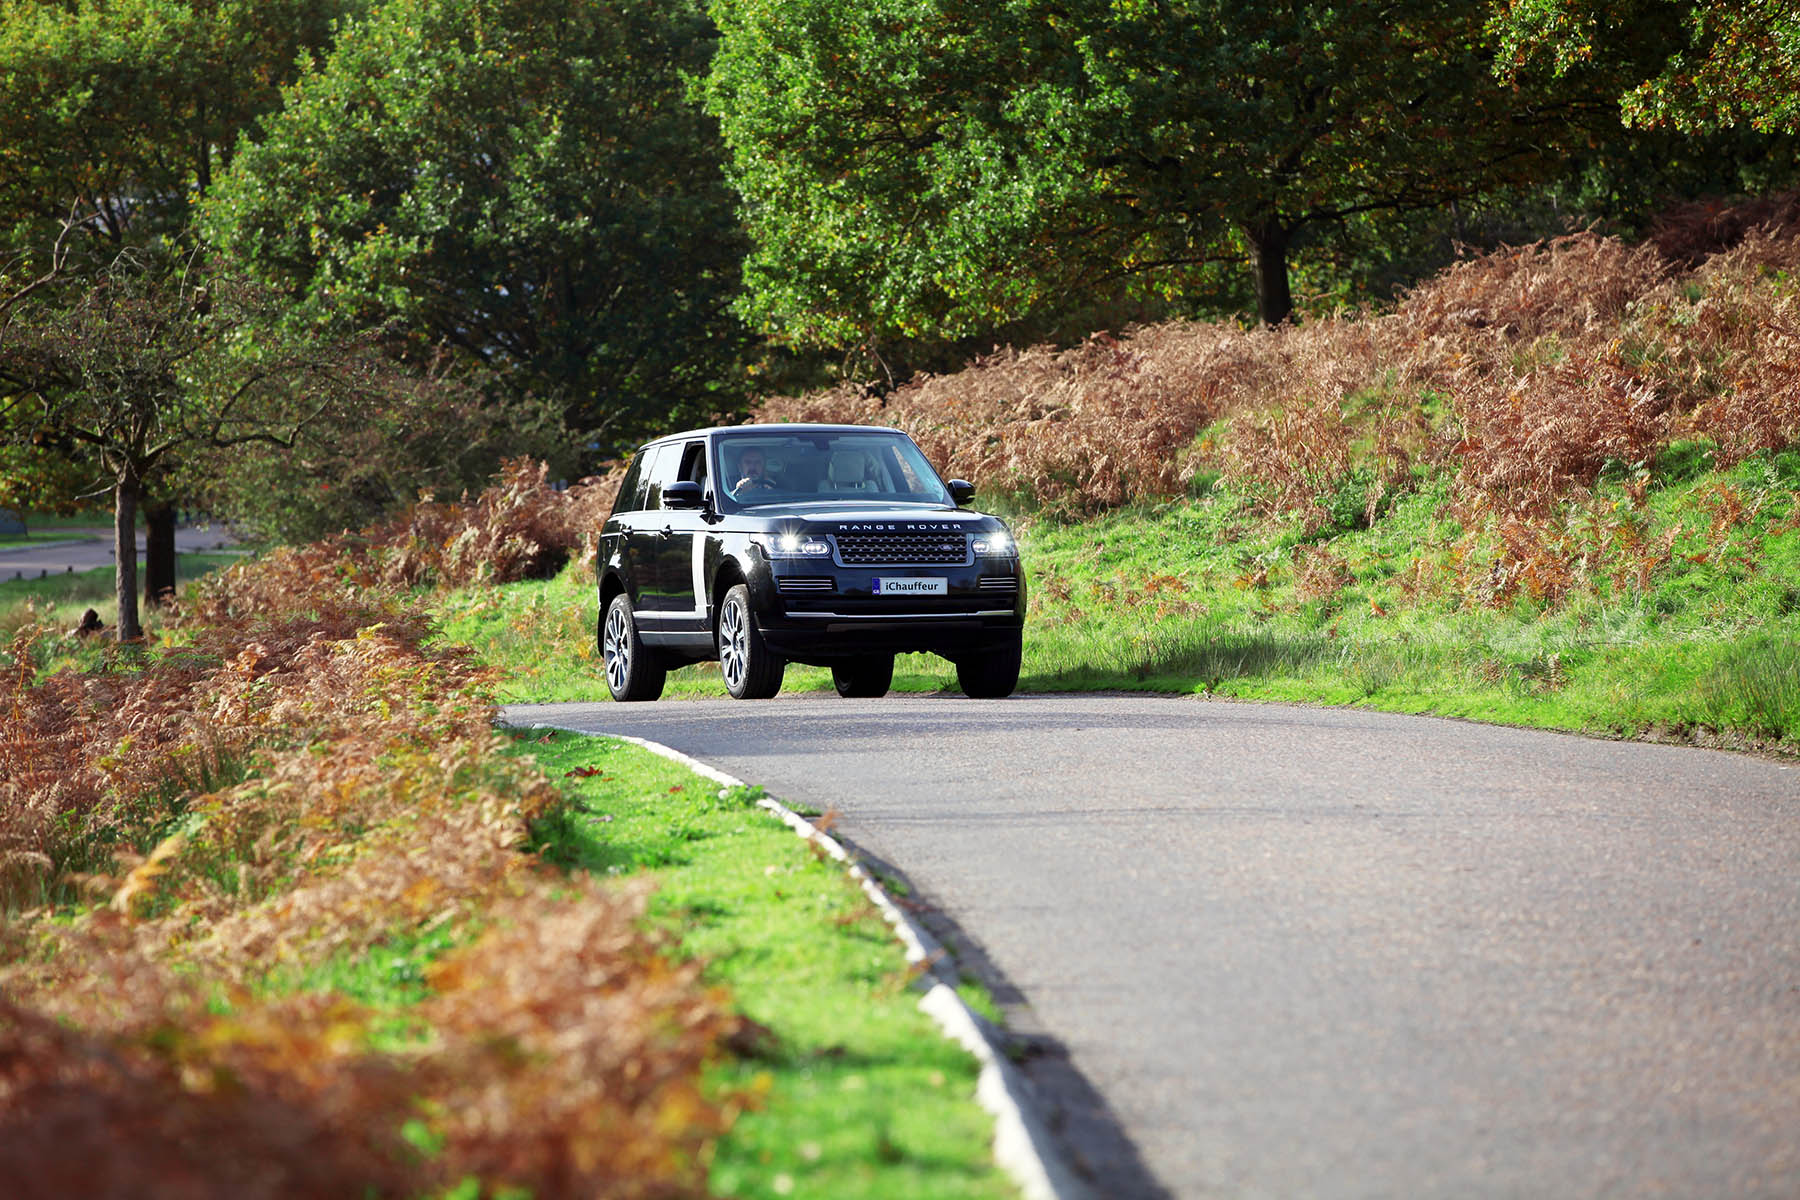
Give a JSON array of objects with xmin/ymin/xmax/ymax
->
[{"xmin": 716, "ymin": 431, "xmax": 952, "ymax": 506}]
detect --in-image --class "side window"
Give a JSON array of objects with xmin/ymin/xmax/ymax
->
[
  {"xmin": 642, "ymin": 443, "xmax": 682, "ymax": 510},
  {"xmin": 886, "ymin": 446, "xmax": 928, "ymax": 494},
  {"xmin": 679, "ymin": 441, "xmax": 708, "ymax": 490},
  {"xmin": 610, "ymin": 452, "xmax": 648, "ymax": 516}
]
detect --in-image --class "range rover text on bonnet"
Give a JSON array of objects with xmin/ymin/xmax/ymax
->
[{"xmin": 595, "ymin": 424, "xmax": 1026, "ymax": 700}]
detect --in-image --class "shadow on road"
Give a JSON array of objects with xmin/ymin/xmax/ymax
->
[{"xmin": 851, "ymin": 840, "xmax": 1174, "ymax": 1200}]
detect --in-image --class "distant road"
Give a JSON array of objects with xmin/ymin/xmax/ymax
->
[
  {"xmin": 505, "ymin": 693, "xmax": 1800, "ymax": 1199},
  {"xmin": 0, "ymin": 524, "xmax": 241, "ymax": 583}
]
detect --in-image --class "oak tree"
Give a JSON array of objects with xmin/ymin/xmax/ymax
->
[
  {"xmin": 204, "ymin": 0, "xmax": 751, "ymax": 449},
  {"xmin": 0, "ymin": 238, "xmax": 365, "ymax": 638},
  {"xmin": 0, "ymin": 0, "xmax": 354, "ymax": 245},
  {"xmin": 1492, "ymin": 0, "xmax": 1800, "ymax": 135},
  {"xmin": 705, "ymin": 0, "xmax": 1598, "ymax": 335}
]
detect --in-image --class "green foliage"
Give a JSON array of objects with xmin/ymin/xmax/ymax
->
[
  {"xmin": 0, "ymin": 0, "xmax": 354, "ymax": 244},
  {"xmin": 204, "ymin": 0, "xmax": 752, "ymax": 448},
  {"xmin": 0, "ymin": 2, "xmax": 606, "ymax": 542},
  {"xmin": 188, "ymin": 361, "xmax": 572, "ymax": 543},
  {"xmin": 0, "ymin": 240, "xmax": 399, "ymax": 633},
  {"xmin": 706, "ymin": 0, "xmax": 1596, "ymax": 336},
  {"xmin": 1697, "ymin": 636, "xmax": 1800, "ymax": 740},
  {"xmin": 0, "ymin": 441, "xmax": 91, "ymax": 513},
  {"xmin": 1492, "ymin": 0, "xmax": 1800, "ymax": 134}
]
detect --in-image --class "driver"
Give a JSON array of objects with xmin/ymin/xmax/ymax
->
[{"xmin": 732, "ymin": 447, "xmax": 777, "ymax": 493}]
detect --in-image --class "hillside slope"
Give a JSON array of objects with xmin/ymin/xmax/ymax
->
[{"xmin": 750, "ymin": 193, "xmax": 1800, "ymax": 753}]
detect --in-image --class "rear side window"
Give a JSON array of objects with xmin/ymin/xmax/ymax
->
[
  {"xmin": 641, "ymin": 442, "xmax": 682, "ymax": 509},
  {"xmin": 610, "ymin": 452, "xmax": 648, "ymax": 516}
]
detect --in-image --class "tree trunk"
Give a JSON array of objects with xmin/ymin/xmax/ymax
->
[
  {"xmin": 143, "ymin": 497, "xmax": 178, "ymax": 608},
  {"xmin": 113, "ymin": 473, "xmax": 142, "ymax": 642},
  {"xmin": 1246, "ymin": 219, "xmax": 1295, "ymax": 327}
]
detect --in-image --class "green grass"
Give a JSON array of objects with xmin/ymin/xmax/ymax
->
[
  {"xmin": 514, "ymin": 730, "xmax": 1015, "ymax": 1200},
  {"xmin": 1, "ymin": 555, "xmax": 245, "ymax": 671},
  {"xmin": 232, "ymin": 920, "xmax": 471, "ymax": 1053},
  {"xmin": 440, "ymin": 448, "xmax": 1800, "ymax": 753},
  {"xmin": 0, "ymin": 553, "xmax": 241, "ymax": 604},
  {"xmin": 0, "ymin": 529, "xmax": 99, "ymax": 546},
  {"xmin": 0, "ymin": 509, "xmax": 113, "ymax": 534},
  {"xmin": 1012, "ymin": 446, "xmax": 1800, "ymax": 749}
]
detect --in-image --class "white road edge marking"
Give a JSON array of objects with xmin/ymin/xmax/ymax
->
[{"xmin": 518, "ymin": 723, "xmax": 1091, "ymax": 1200}]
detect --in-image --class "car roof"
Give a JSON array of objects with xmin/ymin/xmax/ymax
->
[{"xmin": 641, "ymin": 422, "xmax": 905, "ymax": 450}]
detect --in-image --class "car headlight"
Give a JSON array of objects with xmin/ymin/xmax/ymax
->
[
  {"xmin": 972, "ymin": 531, "xmax": 1016, "ymax": 557},
  {"xmin": 754, "ymin": 532, "xmax": 831, "ymax": 558}
]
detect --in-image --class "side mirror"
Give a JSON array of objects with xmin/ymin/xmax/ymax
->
[
  {"xmin": 948, "ymin": 479, "xmax": 976, "ymax": 507},
  {"xmin": 663, "ymin": 480, "xmax": 705, "ymax": 510}
]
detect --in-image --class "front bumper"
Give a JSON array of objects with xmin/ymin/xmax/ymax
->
[{"xmin": 753, "ymin": 559, "xmax": 1025, "ymax": 663}]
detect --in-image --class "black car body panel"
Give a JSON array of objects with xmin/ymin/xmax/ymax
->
[{"xmin": 596, "ymin": 424, "xmax": 1025, "ymax": 673}]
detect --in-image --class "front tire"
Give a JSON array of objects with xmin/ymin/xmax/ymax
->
[
  {"xmin": 601, "ymin": 593, "xmax": 666, "ymax": 702},
  {"xmin": 955, "ymin": 636, "xmax": 1021, "ymax": 699},
  {"xmin": 832, "ymin": 655, "xmax": 894, "ymax": 698},
  {"xmin": 718, "ymin": 584, "xmax": 784, "ymax": 699}
]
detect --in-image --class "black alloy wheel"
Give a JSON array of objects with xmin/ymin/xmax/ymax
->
[
  {"xmin": 601, "ymin": 593, "xmax": 666, "ymax": 702},
  {"xmin": 831, "ymin": 654, "xmax": 895, "ymax": 698}
]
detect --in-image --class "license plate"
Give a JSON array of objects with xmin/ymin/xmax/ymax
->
[{"xmin": 872, "ymin": 577, "xmax": 946, "ymax": 596}]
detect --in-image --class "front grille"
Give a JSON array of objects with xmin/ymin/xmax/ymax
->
[
  {"xmin": 777, "ymin": 576, "xmax": 835, "ymax": 594},
  {"xmin": 978, "ymin": 575, "xmax": 1019, "ymax": 592},
  {"xmin": 835, "ymin": 533, "xmax": 968, "ymax": 565}
]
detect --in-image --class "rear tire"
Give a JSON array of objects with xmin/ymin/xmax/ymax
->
[
  {"xmin": 601, "ymin": 593, "xmax": 666, "ymax": 702},
  {"xmin": 955, "ymin": 636, "xmax": 1021, "ymax": 699},
  {"xmin": 718, "ymin": 584, "xmax": 784, "ymax": 699},
  {"xmin": 832, "ymin": 654, "xmax": 894, "ymax": 698}
]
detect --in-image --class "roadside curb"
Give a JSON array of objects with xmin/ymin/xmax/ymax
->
[{"xmin": 519, "ymin": 723, "xmax": 1092, "ymax": 1200}]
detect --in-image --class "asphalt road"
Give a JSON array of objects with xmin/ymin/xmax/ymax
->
[
  {"xmin": 0, "ymin": 524, "xmax": 241, "ymax": 582},
  {"xmin": 503, "ymin": 693, "xmax": 1800, "ymax": 1199}
]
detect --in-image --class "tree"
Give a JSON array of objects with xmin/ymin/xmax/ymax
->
[
  {"xmin": 203, "ymin": 0, "xmax": 752, "ymax": 452},
  {"xmin": 0, "ymin": 236, "xmax": 363, "ymax": 639},
  {"xmin": 1492, "ymin": 1, "xmax": 1800, "ymax": 135},
  {"xmin": 0, "ymin": 0, "xmax": 359, "ymax": 603},
  {"xmin": 0, "ymin": 218, "xmax": 94, "ymax": 514},
  {"xmin": 704, "ymin": 0, "xmax": 1606, "ymax": 336},
  {"xmin": 0, "ymin": 0, "xmax": 355, "ymax": 246},
  {"xmin": 187, "ymin": 350, "xmax": 572, "ymax": 544}
]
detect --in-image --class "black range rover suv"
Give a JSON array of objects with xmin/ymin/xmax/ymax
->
[{"xmin": 596, "ymin": 423, "xmax": 1025, "ymax": 701}]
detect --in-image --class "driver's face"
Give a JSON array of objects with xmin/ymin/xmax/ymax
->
[{"xmin": 740, "ymin": 451, "xmax": 765, "ymax": 477}]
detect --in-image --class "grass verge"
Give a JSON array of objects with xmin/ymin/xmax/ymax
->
[
  {"xmin": 1014, "ymin": 448, "xmax": 1799, "ymax": 750},
  {"xmin": 0, "ymin": 548, "xmax": 740, "ymax": 1196},
  {"xmin": 1, "ymin": 553, "xmax": 241, "ymax": 616},
  {"xmin": 514, "ymin": 729, "xmax": 1014, "ymax": 1199}
]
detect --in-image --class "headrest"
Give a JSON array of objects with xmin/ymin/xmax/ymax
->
[{"xmin": 827, "ymin": 451, "xmax": 871, "ymax": 483}]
